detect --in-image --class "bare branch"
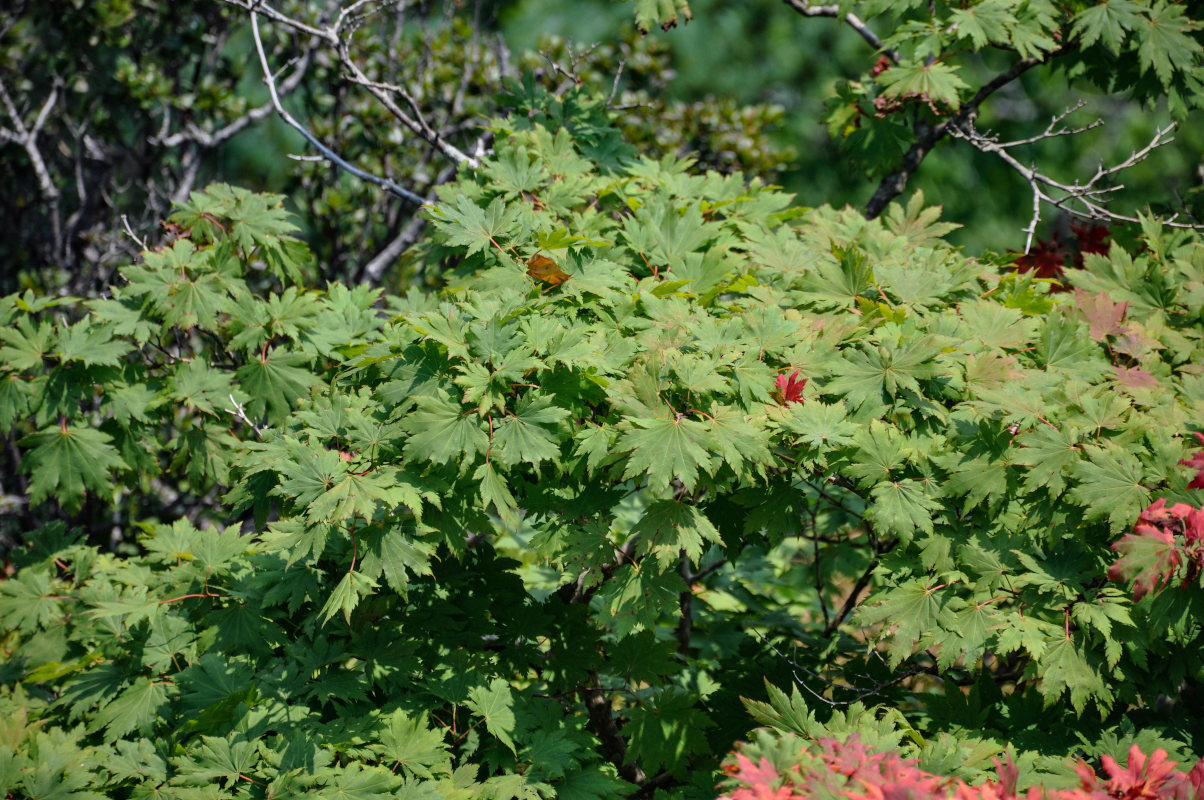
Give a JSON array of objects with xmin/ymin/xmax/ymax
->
[
  {"xmin": 0, "ymin": 78, "xmax": 60, "ymax": 202},
  {"xmin": 949, "ymin": 116, "xmax": 1202, "ymax": 249},
  {"xmin": 581, "ymin": 671, "xmax": 647, "ymax": 786},
  {"xmin": 753, "ymin": 629, "xmax": 924, "ymax": 707},
  {"xmin": 120, "ymin": 215, "xmax": 147, "ymax": 250},
  {"xmin": 154, "ymin": 47, "xmax": 314, "ymax": 149},
  {"xmin": 781, "ymin": 0, "xmax": 897, "ymax": 63},
  {"xmin": 606, "ymin": 60, "xmax": 626, "ymax": 108},
  {"xmin": 864, "ymin": 52, "xmax": 1059, "ymax": 218},
  {"xmin": 249, "ymin": 10, "xmax": 426, "ymax": 204},
  {"xmin": 222, "ymin": 0, "xmax": 480, "ymax": 169}
]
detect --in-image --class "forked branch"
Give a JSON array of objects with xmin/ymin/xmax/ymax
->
[
  {"xmin": 781, "ymin": 0, "xmax": 897, "ymax": 63},
  {"xmin": 249, "ymin": 11, "xmax": 427, "ymax": 204},
  {"xmin": 949, "ymin": 112, "xmax": 1202, "ymax": 252}
]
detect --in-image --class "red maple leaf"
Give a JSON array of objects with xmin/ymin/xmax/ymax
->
[
  {"xmin": 775, "ymin": 370, "xmax": 806, "ymax": 405},
  {"xmin": 1075, "ymin": 289, "xmax": 1128, "ymax": 341},
  {"xmin": 1070, "ymin": 221, "xmax": 1111, "ymax": 258},
  {"xmin": 1013, "ymin": 237, "xmax": 1066, "ymax": 282},
  {"xmin": 1099, "ymin": 746, "xmax": 1183, "ymax": 800},
  {"xmin": 1179, "ymin": 432, "xmax": 1204, "ymax": 490},
  {"xmin": 1112, "ymin": 366, "xmax": 1158, "ymax": 389}
]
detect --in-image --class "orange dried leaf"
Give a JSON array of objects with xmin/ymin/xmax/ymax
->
[{"xmin": 526, "ymin": 254, "xmax": 571, "ymax": 286}]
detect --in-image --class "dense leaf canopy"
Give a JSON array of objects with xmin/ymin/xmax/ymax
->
[{"xmin": 2, "ymin": 1, "xmax": 1204, "ymax": 799}]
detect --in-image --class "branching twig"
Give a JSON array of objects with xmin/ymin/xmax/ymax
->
[
  {"xmin": 249, "ymin": 11, "xmax": 427, "ymax": 204},
  {"xmin": 753, "ymin": 629, "xmax": 924, "ymax": 707},
  {"xmin": 225, "ymin": 393, "xmax": 265, "ymax": 437},
  {"xmin": 863, "ymin": 52, "xmax": 1062, "ymax": 218},
  {"xmin": 949, "ymin": 115, "xmax": 1200, "ymax": 251},
  {"xmin": 781, "ymin": 0, "xmax": 898, "ymax": 63},
  {"xmin": 224, "ymin": 0, "xmax": 480, "ymax": 168},
  {"xmin": 822, "ymin": 534, "xmax": 895, "ymax": 638},
  {"xmin": 153, "ymin": 46, "xmax": 314, "ymax": 149},
  {"xmin": 0, "ymin": 77, "xmax": 62, "ymax": 253}
]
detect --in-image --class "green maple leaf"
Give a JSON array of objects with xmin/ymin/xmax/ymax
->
[
  {"xmin": 372, "ymin": 710, "xmax": 450, "ymax": 779},
  {"xmin": 632, "ymin": 500, "xmax": 723, "ymax": 570},
  {"xmin": 621, "ymin": 197, "xmax": 710, "ymax": 264},
  {"xmin": 492, "ymin": 394, "xmax": 569, "ymax": 468},
  {"xmin": 475, "ymin": 461, "xmax": 519, "ymax": 525},
  {"xmin": 631, "ymin": 0, "xmax": 691, "ymax": 33},
  {"xmin": 741, "ymin": 680, "xmax": 817, "ymax": 737},
  {"xmin": 90, "ymin": 677, "xmax": 171, "ymax": 741},
  {"xmin": 466, "ymin": 678, "xmax": 517, "ymax": 754},
  {"xmin": 403, "ymin": 394, "xmax": 489, "ymax": 465},
  {"xmin": 859, "ymin": 580, "xmax": 957, "ymax": 664},
  {"xmin": 175, "ymin": 735, "xmax": 258, "ymax": 786},
  {"xmin": 959, "ymin": 301, "xmax": 1037, "ymax": 349},
  {"xmin": 483, "ymin": 146, "xmax": 548, "ymax": 194},
  {"xmin": 557, "ymin": 767, "xmax": 634, "ymax": 800},
  {"xmin": 1073, "ymin": 0, "xmax": 1143, "ymax": 52},
  {"xmin": 298, "ymin": 465, "xmax": 401, "ymax": 524},
  {"xmin": 623, "ymin": 687, "xmax": 713, "ymax": 775},
  {"xmin": 109, "ymin": 738, "xmax": 169, "ymax": 784},
  {"xmin": 826, "ymin": 337, "xmax": 942, "ymax": 408},
  {"xmin": 428, "ymin": 195, "xmax": 521, "ymax": 258},
  {"xmin": 846, "ymin": 421, "xmax": 908, "ymax": 485},
  {"xmin": 572, "ymin": 424, "xmax": 617, "ymax": 475},
  {"xmin": 777, "ymin": 400, "xmax": 858, "ymax": 456},
  {"xmin": 950, "ymin": 0, "xmax": 1016, "ymax": 48},
  {"xmin": 0, "ymin": 569, "xmax": 64, "ymax": 633},
  {"xmin": 868, "ymin": 479, "xmax": 940, "ymax": 542},
  {"xmin": 1068, "ymin": 444, "xmax": 1150, "ymax": 532},
  {"xmin": 21, "ymin": 425, "xmax": 127, "ymax": 511},
  {"xmin": 1033, "ymin": 314, "xmax": 1104, "ymax": 378},
  {"xmin": 125, "ymin": 243, "xmax": 236, "ymax": 331},
  {"xmin": 319, "ymin": 570, "xmax": 378, "ymax": 625},
  {"xmin": 706, "ymin": 405, "xmax": 772, "ymax": 478},
  {"xmin": 596, "ymin": 565, "xmax": 685, "ymax": 639},
  {"xmin": 54, "ymin": 321, "xmax": 130, "ymax": 366},
  {"xmin": 0, "ymin": 317, "xmax": 54, "ymax": 371},
  {"xmin": 939, "ymin": 424, "xmax": 1015, "ymax": 512},
  {"xmin": 89, "ymin": 296, "xmax": 157, "ymax": 345},
  {"xmin": 236, "ymin": 349, "xmax": 321, "ymax": 421},
  {"xmin": 796, "ymin": 244, "xmax": 875, "ymax": 308},
  {"xmin": 618, "ymin": 415, "xmax": 715, "ymax": 491},
  {"xmin": 878, "ymin": 60, "xmax": 970, "ymax": 110},
  {"xmin": 1037, "ymin": 638, "xmax": 1112, "ymax": 713},
  {"xmin": 361, "ymin": 527, "xmax": 438, "ymax": 597},
  {"xmin": 943, "ymin": 601, "xmax": 1001, "ymax": 669},
  {"xmin": 1137, "ymin": 1, "xmax": 1202, "ymax": 88},
  {"xmin": 1015, "ymin": 426, "xmax": 1083, "ymax": 497},
  {"xmin": 168, "ymin": 358, "xmax": 237, "ymax": 416},
  {"xmin": 995, "ymin": 613, "xmax": 1059, "ymax": 660},
  {"xmin": 314, "ymin": 763, "xmax": 399, "ymax": 800}
]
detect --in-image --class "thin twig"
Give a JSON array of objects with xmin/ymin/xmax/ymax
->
[
  {"xmin": 864, "ymin": 51, "xmax": 1065, "ymax": 218},
  {"xmin": 781, "ymin": 0, "xmax": 898, "ymax": 63},
  {"xmin": 249, "ymin": 10, "xmax": 426, "ymax": 204},
  {"xmin": 948, "ymin": 116, "xmax": 1199, "ymax": 250}
]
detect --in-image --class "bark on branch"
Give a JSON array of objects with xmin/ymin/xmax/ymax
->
[{"xmin": 864, "ymin": 53, "xmax": 1059, "ymax": 218}]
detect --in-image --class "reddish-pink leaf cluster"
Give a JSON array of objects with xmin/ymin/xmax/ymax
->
[
  {"xmin": 1109, "ymin": 432, "xmax": 1204, "ymax": 600},
  {"xmin": 719, "ymin": 738, "xmax": 1204, "ymax": 800},
  {"xmin": 1108, "ymin": 498, "xmax": 1204, "ymax": 600},
  {"xmin": 1180, "ymin": 433, "xmax": 1204, "ymax": 490},
  {"xmin": 775, "ymin": 370, "xmax": 806, "ymax": 406},
  {"xmin": 1011, "ymin": 222, "xmax": 1110, "ymax": 290}
]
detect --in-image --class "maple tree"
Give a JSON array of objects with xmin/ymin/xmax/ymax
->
[
  {"xmin": 2, "ymin": 1, "xmax": 1204, "ymax": 798},
  {"xmin": 3, "ymin": 95, "xmax": 1204, "ymax": 795}
]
